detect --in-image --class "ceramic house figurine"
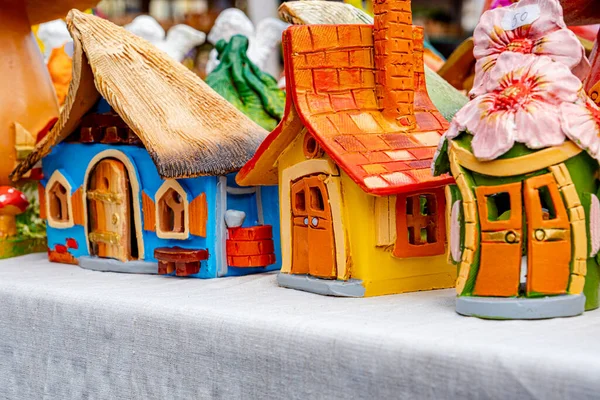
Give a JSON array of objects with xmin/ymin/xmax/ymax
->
[
  {"xmin": 433, "ymin": 0, "xmax": 600, "ymax": 319},
  {"xmin": 236, "ymin": 0, "xmax": 457, "ymax": 297},
  {"xmin": 12, "ymin": 10, "xmax": 281, "ymax": 278}
]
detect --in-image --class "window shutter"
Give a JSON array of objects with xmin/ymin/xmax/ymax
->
[
  {"xmin": 142, "ymin": 191, "xmax": 156, "ymax": 232},
  {"xmin": 375, "ymin": 196, "xmax": 396, "ymax": 247},
  {"xmin": 38, "ymin": 183, "xmax": 47, "ymax": 220},
  {"xmin": 72, "ymin": 187, "xmax": 85, "ymax": 226},
  {"xmin": 190, "ymin": 193, "xmax": 207, "ymax": 237}
]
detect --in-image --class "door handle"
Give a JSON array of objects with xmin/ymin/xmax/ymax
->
[
  {"xmin": 87, "ymin": 190, "xmax": 123, "ymax": 204},
  {"xmin": 481, "ymin": 230, "xmax": 520, "ymax": 243},
  {"xmin": 89, "ymin": 231, "xmax": 121, "ymax": 245},
  {"xmin": 533, "ymin": 228, "xmax": 568, "ymax": 241}
]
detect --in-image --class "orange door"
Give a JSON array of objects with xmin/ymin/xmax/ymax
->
[
  {"xmin": 291, "ymin": 179, "xmax": 309, "ymax": 275},
  {"xmin": 87, "ymin": 159, "xmax": 132, "ymax": 262},
  {"xmin": 524, "ymin": 174, "xmax": 571, "ymax": 295},
  {"xmin": 474, "ymin": 182, "xmax": 523, "ymax": 297},
  {"xmin": 290, "ymin": 175, "xmax": 336, "ymax": 278}
]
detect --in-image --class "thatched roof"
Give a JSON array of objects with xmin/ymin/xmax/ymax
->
[{"xmin": 12, "ymin": 10, "xmax": 268, "ymax": 181}]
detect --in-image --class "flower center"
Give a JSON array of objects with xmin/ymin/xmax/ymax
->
[
  {"xmin": 494, "ymin": 82, "xmax": 532, "ymax": 111},
  {"xmin": 506, "ymin": 38, "xmax": 534, "ymax": 54}
]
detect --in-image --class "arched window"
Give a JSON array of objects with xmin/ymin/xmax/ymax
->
[
  {"xmin": 46, "ymin": 170, "xmax": 74, "ymax": 229},
  {"xmin": 155, "ymin": 180, "xmax": 189, "ymax": 239}
]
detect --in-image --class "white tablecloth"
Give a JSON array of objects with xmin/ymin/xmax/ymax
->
[{"xmin": 0, "ymin": 254, "xmax": 599, "ymax": 399}]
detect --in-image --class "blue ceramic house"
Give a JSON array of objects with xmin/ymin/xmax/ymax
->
[{"xmin": 12, "ymin": 10, "xmax": 281, "ymax": 278}]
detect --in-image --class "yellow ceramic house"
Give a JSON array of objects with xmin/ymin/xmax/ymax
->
[{"xmin": 236, "ymin": 0, "xmax": 456, "ymax": 297}]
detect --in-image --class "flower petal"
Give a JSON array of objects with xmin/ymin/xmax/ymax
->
[
  {"xmin": 445, "ymin": 119, "xmax": 461, "ymax": 140},
  {"xmin": 525, "ymin": 57, "xmax": 583, "ymax": 104},
  {"xmin": 514, "ymin": 101, "xmax": 565, "ymax": 149},
  {"xmin": 470, "ymin": 58, "xmax": 495, "ymax": 98},
  {"xmin": 470, "ymin": 109, "xmax": 517, "ymax": 160},
  {"xmin": 452, "ymin": 94, "xmax": 494, "ymax": 135},
  {"xmin": 571, "ymin": 47, "xmax": 592, "ymax": 82},
  {"xmin": 517, "ymin": 0, "xmax": 566, "ymax": 36},
  {"xmin": 534, "ymin": 29, "xmax": 589, "ymax": 78},
  {"xmin": 474, "ymin": 20, "xmax": 516, "ymax": 59},
  {"xmin": 487, "ymin": 52, "xmax": 534, "ymax": 85},
  {"xmin": 561, "ymin": 101, "xmax": 600, "ymax": 161}
]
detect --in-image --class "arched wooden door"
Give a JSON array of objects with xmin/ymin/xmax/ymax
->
[
  {"xmin": 290, "ymin": 175, "xmax": 336, "ymax": 279},
  {"xmin": 87, "ymin": 159, "xmax": 132, "ymax": 262}
]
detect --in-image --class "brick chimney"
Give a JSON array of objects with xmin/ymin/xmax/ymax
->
[
  {"xmin": 373, "ymin": 0, "xmax": 415, "ymax": 126},
  {"xmin": 411, "ymin": 26, "xmax": 436, "ymax": 110}
]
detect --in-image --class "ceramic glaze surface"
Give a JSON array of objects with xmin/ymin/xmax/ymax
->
[
  {"xmin": 236, "ymin": 0, "xmax": 457, "ymax": 297},
  {"xmin": 42, "ymin": 142, "xmax": 281, "ymax": 278},
  {"xmin": 434, "ymin": 0, "xmax": 600, "ymax": 319},
  {"xmin": 12, "ymin": 11, "xmax": 283, "ymax": 277}
]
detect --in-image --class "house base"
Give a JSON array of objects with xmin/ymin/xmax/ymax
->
[
  {"xmin": 277, "ymin": 273, "xmax": 365, "ymax": 297},
  {"xmin": 79, "ymin": 256, "xmax": 158, "ymax": 274},
  {"xmin": 456, "ymin": 294, "xmax": 586, "ymax": 320}
]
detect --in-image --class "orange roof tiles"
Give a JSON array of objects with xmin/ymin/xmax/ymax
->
[{"xmin": 237, "ymin": 23, "xmax": 453, "ymax": 196}]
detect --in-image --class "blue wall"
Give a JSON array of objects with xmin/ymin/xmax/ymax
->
[{"xmin": 42, "ymin": 142, "xmax": 281, "ymax": 278}]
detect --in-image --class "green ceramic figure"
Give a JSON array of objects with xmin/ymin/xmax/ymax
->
[{"xmin": 206, "ymin": 35, "xmax": 286, "ymax": 131}]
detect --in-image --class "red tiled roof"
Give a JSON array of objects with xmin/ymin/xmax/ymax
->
[{"xmin": 237, "ymin": 24, "xmax": 453, "ymax": 196}]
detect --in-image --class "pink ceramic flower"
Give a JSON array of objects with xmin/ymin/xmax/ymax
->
[
  {"xmin": 471, "ymin": 0, "xmax": 589, "ymax": 97},
  {"xmin": 561, "ymin": 98, "xmax": 600, "ymax": 162},
  {"xmin": 446, "ymin": 53, "xmax": 582, "ymax": 160}
]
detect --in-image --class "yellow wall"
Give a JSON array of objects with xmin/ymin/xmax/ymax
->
[
  {"xmin": 278, "ymin": 130, "xmax": 456, "ymax": 296},
  {"xmin": 340, "ymin": 173, "xmax": 456, "ymax": 296},
  {"xmin": 278, "ymin": 129, "xmax": 315, "ymax": 173}
]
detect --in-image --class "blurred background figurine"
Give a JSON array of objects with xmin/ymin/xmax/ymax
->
[
  {"xmin": 205, "ymin": 8, "xmax": 288, "ymax": 77},
  {"xmin": 125, "ymin": 15, "xmax": 206, "ymax": 61}
]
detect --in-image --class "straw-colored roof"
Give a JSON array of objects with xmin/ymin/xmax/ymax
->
[{"xmin": 12, "ymin": 10, "xmax": 268, "ymax": 181}]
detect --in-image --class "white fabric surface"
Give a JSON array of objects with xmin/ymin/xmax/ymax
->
[{"xmin": 1, "ymin": 254, "xmax": 599, "ymax": 399}]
